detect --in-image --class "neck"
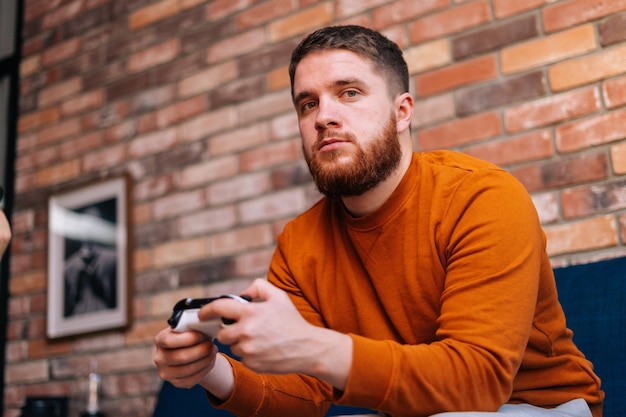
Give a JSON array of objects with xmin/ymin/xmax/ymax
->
[{"xmin": 341, "ymin": 150, "xmax": 413, "ymax": 217}]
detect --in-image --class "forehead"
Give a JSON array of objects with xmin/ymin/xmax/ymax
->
[{"xmin": 293, "ymin": 49, "xmax": 382, "ymax": 92}]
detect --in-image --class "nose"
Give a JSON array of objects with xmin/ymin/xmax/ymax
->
[{"xmin": 314, "ymin": 98, "xmax": 341, "ymax": 132}]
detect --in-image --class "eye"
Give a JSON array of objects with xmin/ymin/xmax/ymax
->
[
  {"xmin": 300, "ymin": 101, "xmax": 317, "ymax": 114},
  {"xmin": 342, "ymin": 89, "xmax": 360, "ymax": 99}
]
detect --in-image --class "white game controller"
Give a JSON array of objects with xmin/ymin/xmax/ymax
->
[{"xmin": 168, "ymin": 294, "xmax": 251, "ymax": 337}]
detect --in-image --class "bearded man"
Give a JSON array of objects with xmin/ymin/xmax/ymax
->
[{"xmin": 154, "ymin": 25, "xmax": 603, "ymax": 417}]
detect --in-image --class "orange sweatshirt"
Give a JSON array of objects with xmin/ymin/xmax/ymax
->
[{"xmin": 217, "ymin": 151, "xmax": 603, "ymax": 417}]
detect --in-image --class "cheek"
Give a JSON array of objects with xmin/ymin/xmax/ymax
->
[{"xmin": 298, "ymin": 120, "xmax": 316, "ymax": 149}]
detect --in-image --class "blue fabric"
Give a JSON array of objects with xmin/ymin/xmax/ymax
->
[
  {"xmin": 553, "ymin": 256, "xmax": 626, "ymax": 417},
  {"xmin": 152, "ymin": 342, "xmax": 375, "ymax": 416}
]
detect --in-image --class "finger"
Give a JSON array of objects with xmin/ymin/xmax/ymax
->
[
  {"xmin": 154, "ymin": 327, "xmax": 210, "ymax": 350},
  {"xmin": 240, "ymin": 278, "xmax": 281, "ymax": 301},
  {"xmin": 161, "ymin": 345, "xmax": 219, "ymax": 388},
  {"xmin": 198, "ymin": 296, "xmax": 250, "ymax": 322}
]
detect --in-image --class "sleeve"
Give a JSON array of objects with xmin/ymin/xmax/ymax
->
[
  {"xmin": 334, "ymin": 169, "xmax": 546, "ymax": 415},
  {"xmin": 210, "ymin": 236, "xmax": 335, "ymax": 417}
]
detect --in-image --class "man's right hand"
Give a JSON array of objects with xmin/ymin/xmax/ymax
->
[
  {"xmin": 0, "ymin": 211, "xmax": 11, "ymax": 258},
  {"xmin": 153, "ymin": 327, "xmax": 235, "ymax": 400}
]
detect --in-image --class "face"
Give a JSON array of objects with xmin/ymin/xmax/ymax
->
[{"xmin": 293, "ymin": 49, "xmax": 404, "ymax": 199}]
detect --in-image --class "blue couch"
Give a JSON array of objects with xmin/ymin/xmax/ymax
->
[{"xmin": 153, "ymin": 256, "xmax": 625, "ymax": 416}]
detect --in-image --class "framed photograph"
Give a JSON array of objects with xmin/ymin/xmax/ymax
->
[{"xmin": 47, "ymin": 176, "xmax": 131, "ymax": 339}]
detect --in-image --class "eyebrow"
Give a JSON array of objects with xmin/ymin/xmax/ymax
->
[{"xmin": 293, "ymin": 78, "xmax": 367, "ymax": 106}]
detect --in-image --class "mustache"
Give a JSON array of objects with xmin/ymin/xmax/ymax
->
[{"xmin": 314, "ymin": 130, "xmax": 356, "ymax": 148}]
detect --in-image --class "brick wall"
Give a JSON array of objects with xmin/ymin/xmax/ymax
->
[{"xmin": 6, "ymin": 0, "xmax": 626, "ymax": 416}]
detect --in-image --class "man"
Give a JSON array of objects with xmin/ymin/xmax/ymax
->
[
  {"xmin": 0, "ymin": 187, "xmax": 10, "ymax": 258},
  {"xmin": 154, "ymin": 25, "xmax": 603, "ymax": 416},
  {"xmin": 0, "ymin": 212, "xmax": 10, "ymax": 258}
]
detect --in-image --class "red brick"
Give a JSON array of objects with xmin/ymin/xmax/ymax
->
[
  {"xmin": 599, "ymin": 11, "xmax": 626, "ymax": 46},
  {"xmin": 456, "ymin": 72, "xmax": 545, "ymax": 116},
  {"xmin": 16, "ymin": 146, "xmax": 57, "ymax": 172},
  {"xmin": 239, "ymin": 138, "xmax": 301, "ymax": 172},
  {"xmin": 24, "ymin": 0, "xmax": 55, "ymax": 23},
  {"xmin": 18, "ymin": 107, "xmax": 60, "ymax": 133},
  {"xmin": 542, "ymin": 152, "xmax": 608, "ymax": 189},
  {"xmin": 208, "ymin": 172, "xmax": 273, "ymax": 205},
  {"xmin": 35, "ymin": 159, "xmax": 81, "ymax": 186},
  {"xmin": 549, "ymin": 43, "xmax": 626, "ymax": 91},
  {"xmin": 98, "ymin": 347, "xmax": 155, "ymax": 373},
  {"xmin": 493, "ymin": 0, "xmax": 548, "ymax": 18},
  {"xmin": 335, "ymin": 0, "xmax": 391, "ymax": 18},
  {"xmin": 408, "ymin": 0, "xmax": 491, "ymax": 44},
  {"xmin": 28, "ymin": 339, "xmax": 72, "ymax": 359},
  {"xmin": 545, "ymin": 215, "xmax": 618, "ymax": 256},
  {"xmin": 208, "ymin": 0, "xmax": 258, "ymax": 21},
  {"xmin": 501, "ymin": 24, "xmax": 596, "ymax": 74},
  {"xmin": 464, "ymin": 130, "xmax": 554, "ymax": 167},
  {"xmin": 20, "ymin": 55, "xmax": 41, "ymax": 78},
  {"xmin": 404, "ymin": 39, "xmax": 451, "ymax": 74},
  {"xmin": 561, "ymin": 180, "xmax": 626, "ymax": 219},
  {"xmin": 128, "ymin": 128, "xmax": 177, "ymax": 158},
  {"xmin": 235, "ymin": 248, "xmax": 274, "ymax": 277},
  {"xmin": 155, "ymin": 95, "xmax": 206, "ymax": 128},
  {"xmin": 543, "ymin": 0, "xmax": 626, "ymax": 33},
  {"xmin": 268, "ymin": 65, "xmax": 290, "ymax": 91},
  {"xmin": 238, "ymin": 90, "xmax": 293, "ymax": 125},
  {"xmin": 239, "ymin": 189, "xmax": 307, "ymax": 223},
  {"xmin": 611, "ymin": 142, "xmax": 626, "ymax": 174},
  {"xmin": 37, "ymin": 118, "xmax": 81, "ymax": 145},
  {"xmin": 60, "ymin": 89, "xmax": 105, "ymax": 116},
  {"xmin": 8, "ymin": 270, "xmax": 46, "ymax": 295},
  {"xmin": 153, "ymin": 237, "xmax": 209, "ymax": 268},
  {"xmin": 210, "ymin": 224, "xmax": 274, "ymax": 257},
  {"xmin": 41, "ymin": 0, "xmax": 84, "ymax": 29},
  {"xmin": 207, "ymin": 28, "xmax": 267, "ymax": 64},
  {"xmin": 510, "ymin": 152, "xmax": 607, "ymax": 192},
  {"xmin": 505, "ymin": 87, "xmax": 600, "ymax": 133},
  {"xmin": 603, "ymin": 75, "xmax": 626, "ymax": 108},
  {"xmin": 129, "ymin": 0, "xmax": 179, "ymax": 30},
  {"xmin": 178, "ymin": 206, "xmax": 238, "ymax": 237},
  {"xmin": 453, "ymin": 15, "xmax": 538, "ymax": 60},
  {"xmin": 38, "ymin": 77, "xmax": 82, "ymax": 108},
  {"xmin": 152, "ymin": 190, "xmax": 205, "ymax": 221},
  {"xmin": 81, "ymin": 144, "xmax": 126, "ymax": 172},
  {"xmin": 209, "ymin": 122, "xmax": 270, "ymax": 156},
  {"xmin": 127, "ymin": 39, "xmax": 180, "ymax": 73},
  {"xmin": 418, "ymin": 112, "xmax": 501, "ymax": 151},
  {"xmin": 237, "ymin": 0, "xmax": 294, "ymax": 29},
  {"xmin": 41, "ymin": 38, "xmax": 81, "ymax": 67},
  {"xmin": 177, "ymin": 107, "xmax": 239, "ymax": 142},
  {"xmin": 532, "ymin": 192, "xmax": 559, "ymax": 225},
  {"xmin": 60, "ymin": 131, "xmax": 103, "ymax": 158},
  {"xmin": 556, "ymin": 108, "xmax": 626, "ymax": 153},
  {"xmin": 412, "ymin": 94, "xmax": 455, "ymax": 130},
  {"xmin": 178, "ymin": 61, "xmax": 239, "ymax": 97},
  {"xmin": 267, "ymin": 2, "xmax": 333, "ymax": 43},
  {"xmin": 416, "ymin": 54, "xmax": 497, "ymax": 97},
  {"xmin": 177, "ymin": 156, "xmax": 239, "ymax": 187},
  {"xmin": 371, "ymin": 0, "xmax": 448, "ymax": 28},
  {"xmin": 5, "ymin": 361, "xmax": 48, "ymax": 384}
]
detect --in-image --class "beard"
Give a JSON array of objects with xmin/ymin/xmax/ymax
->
[{"xmin": 304, "ymin": 114, "xmax": 402, "ymax": 199}]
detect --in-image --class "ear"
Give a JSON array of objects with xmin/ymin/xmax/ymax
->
[{"xmin": 395, "ymin": 92, "xmax": 414, "ymax": 134}]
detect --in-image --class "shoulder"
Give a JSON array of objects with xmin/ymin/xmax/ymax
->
[{"xmin": 416, "ymin": 150, "xmax": 505, "ymax": 173}]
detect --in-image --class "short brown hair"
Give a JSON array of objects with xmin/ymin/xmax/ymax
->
[{"xmin": 289, "ymin": 25, "xmax": 409, "ymax": 100}]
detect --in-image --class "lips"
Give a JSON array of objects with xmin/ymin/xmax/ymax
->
[{"xmin": 318, "ymin": 138, "xmax": 346, "ymax": 151}]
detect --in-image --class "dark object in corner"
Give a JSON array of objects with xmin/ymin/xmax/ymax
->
[{"xmin": 20, "ymin": 397, "xmax": 68, "ymax": 417}]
